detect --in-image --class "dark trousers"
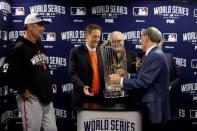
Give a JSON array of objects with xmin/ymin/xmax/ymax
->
[{"xmin": 141, "ymin": 104, "xmax": 166, "ymax": 131}]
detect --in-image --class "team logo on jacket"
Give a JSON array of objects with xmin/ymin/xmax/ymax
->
[{"xmin": 31, "ymin": 51, "xmax": 48, "ymax": 70}]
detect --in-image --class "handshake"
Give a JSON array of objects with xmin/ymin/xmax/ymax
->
[
  {"xmin": 109, "ymin": 57, "xmax": 141, "ymax": 85},
  {"xmin": 108, "ymin": 69, "xmax": 127, "ymax": 85}
]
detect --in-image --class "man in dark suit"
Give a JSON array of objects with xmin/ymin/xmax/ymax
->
[
  {"xmin": 107, "ymin": 31, "xmax": 141, "ymax": 103},
  {"xmin": 159, "ymin": 41, "xmax": 182, "ymax": 131},
  {"xmin": 164, "ymin": 53, "xmax": 181, "ymax": 117},
  {"xmin": 109, "ymin": 27, "xmax": 171, "ymax": 131},
  {"xmin": 159, "ymin": 41, "xmax": 182, "ymax": 93},
  {"xmin": 68, "ymin": 24, "xmax": 105, "ymax": 109}
]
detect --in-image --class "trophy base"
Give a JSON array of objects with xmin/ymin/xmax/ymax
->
[{"xmin": 104, "ymin": 89, "xmax": 128, "ymax": 98}]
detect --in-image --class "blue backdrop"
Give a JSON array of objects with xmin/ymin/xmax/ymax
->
[{"xmin": 0, "ymin": 0, "xmax": 197, "ymax": 130}]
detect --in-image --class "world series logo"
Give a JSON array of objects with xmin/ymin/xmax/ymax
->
[
  {"xmin": 194, "ymin": 9, "xmax": 197, "ymax": 17},
  {"xmin": 153, "ymin": 6, "xmax": 189, "ymax": 24}
]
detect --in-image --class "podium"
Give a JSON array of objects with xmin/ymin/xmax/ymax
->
[{"xmin": 77, "ymin": 102, "xmax": 142, "ymax": 131}]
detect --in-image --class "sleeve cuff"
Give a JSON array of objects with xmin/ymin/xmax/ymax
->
[{"xmin": 120, "ymin": 77, "xmax": 124, "ymax": 87}]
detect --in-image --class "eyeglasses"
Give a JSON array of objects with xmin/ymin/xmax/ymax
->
[{"xmin": 111, "ymin": 40, "xmax": 123, "ymax": 43}]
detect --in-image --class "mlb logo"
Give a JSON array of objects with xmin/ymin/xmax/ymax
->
[
  {"xmin": 52, "ymin": 84, "xmax": 57, "ymax": 93},
  {"xmin": 163, "ymin": 33, "xmax": 177, "ymax": 42},
  {"xmin": 70, "ymin": 7, "xmax": 86, "ymax": 16},
  {"xmin": 41, "ymin": 32, "xmax": 56, "ymax": 41},
  {"xmin": 12, "ymin": 7, "xmax": 25, "ymax": 16},
  {"xmin": 102, "ymin": 33, "xmax": 110, "ymax": 41},
  {"xmin": 191, "ymin": 59, "xmax": 197, "ymax": 68},
  {"xmin": 194, "ymin": 9, "xmax": 197, "ymax": 17},
  {"xmin": 190, "ymin": 110, "xmax": 197, "ymax": 118},
  {"xmin": 133, "ymin": 7, "xmax": 148, "ymax": 16}
]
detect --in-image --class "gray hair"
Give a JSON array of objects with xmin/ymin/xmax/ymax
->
[
  {"xmin": 108, "ymin": 31, "xmax": 124, "ymax": 41},
  {"xmin": 141, "ymin": 27, "xmax": 162, "ymax": 44}
]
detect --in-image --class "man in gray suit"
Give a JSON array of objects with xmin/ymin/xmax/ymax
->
[{"xmin": 109, "ymin": 27, "xmax": 171, "ymax": 131}]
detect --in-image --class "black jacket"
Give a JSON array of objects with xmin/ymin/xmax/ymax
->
[
  {"xmin": 3, "ymin": 36, "xmax": 52, "ymax": 104},
  {"xmin": 126, "ymin": 49, "xmax": 137, "ymax": 74},
  {"xmin": 68, "ymin": 44, "xmax": 105, "ymax": 108}
]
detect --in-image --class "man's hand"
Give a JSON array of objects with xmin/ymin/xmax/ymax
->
[
  {"xmin": 135, "ymin": 57, "xmax": 142, "ymax": 70},
  {"xmin": 117, "ymin": 69, "xmax": 127, "ymax": 77},
  {"xmin": 22, "ymin": 90, "xmax": 37, "ymax": 103},
  {"xmin": 83, "ymin": 86, "xmax": 94, "ymax": 96},
  {"xmin": 108, "ymin": 74, "xmax": 121, "ymax": 85}
]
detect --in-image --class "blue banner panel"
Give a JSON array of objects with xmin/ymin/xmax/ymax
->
[{"xmin": 0, "ymin": 0, "xmax": 197, "ymax": 130}]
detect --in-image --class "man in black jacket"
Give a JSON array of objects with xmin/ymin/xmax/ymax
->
[
  {"xmin": 107, "ymin": 31, "xmax": 141, "ymax": 103},
  {"xmin": 108, "ymin": 31, "xmax": 138, "ymax": 74},
  {"xmin": 68, "ymin": 24, "xmax": 105, "ymax": 108},
  {"xmin": 2, "ymin": 13, "xmax": 57, "ymax": 131}
]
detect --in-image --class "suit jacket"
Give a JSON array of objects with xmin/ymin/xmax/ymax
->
[
  {"xmin": 123, "ymin": 46, "xmax": 171, "ymax": 123},
  {"xmin": 164, "ymin": 53, "xmax": 181, "ymax": 91},
  {"xmin": 165, "ymin": 53, "xmax": 182, "ymax": 117},
  {"xmin": 68, "ymin": 44, "xmax": 105, "ymax": 109}
]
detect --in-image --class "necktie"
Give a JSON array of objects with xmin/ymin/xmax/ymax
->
[
  {"xmin": 89, "ymin": 51, "xmax": 100, "ymax": 94},
  {"xmin": 141, "ymin": 55, "xmax": 147, "ymax": 64}
]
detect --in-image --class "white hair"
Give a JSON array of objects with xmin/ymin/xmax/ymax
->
[{"xmin": 108, "ymin": 31, "xmax": 124, "ymax": 41}]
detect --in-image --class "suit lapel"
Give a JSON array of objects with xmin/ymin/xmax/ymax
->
[
  {"xmin": 81, "ymin": 44, "xmax": 92, "ymax": 68},
  {"xmin": 137, "ymin": 46, "xmax": 159, "ymax": 78},
  {"xmin": 96, "ymin": 46, "xmax": 105, "ymax": 89},
  {"xmin": 96, "ymin": 47, "xmax": 103, "ymax": 71}
]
